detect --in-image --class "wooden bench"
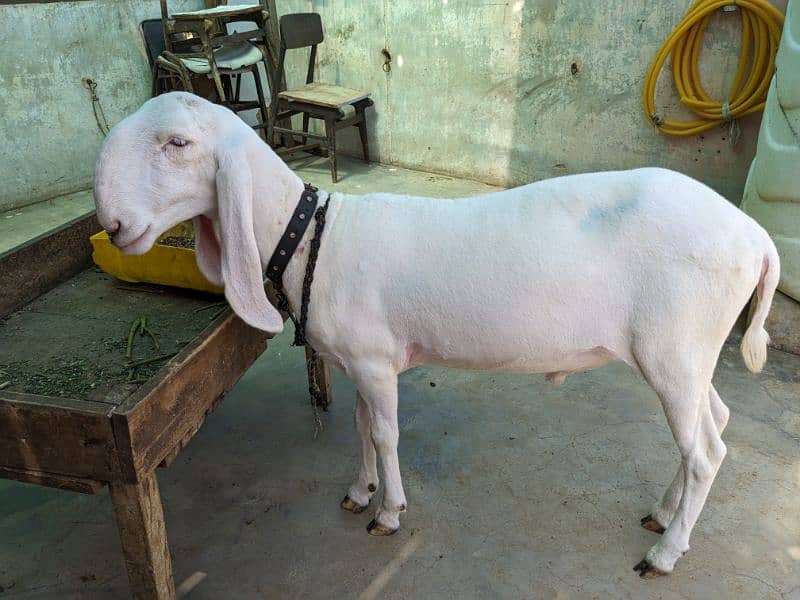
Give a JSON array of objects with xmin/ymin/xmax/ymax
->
[{"xmin": 0, "ymin": 213, "xmax": 330, "ymax": 599}]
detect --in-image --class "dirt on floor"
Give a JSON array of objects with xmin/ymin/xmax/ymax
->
[{"xmin": 0, "ymin": 268, "xmax": 225, "ymax": 400}]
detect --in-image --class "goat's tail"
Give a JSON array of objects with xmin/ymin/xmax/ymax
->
[{"xmin": 741, "ymin": 240, "xmax": 781, "ymax": 373}]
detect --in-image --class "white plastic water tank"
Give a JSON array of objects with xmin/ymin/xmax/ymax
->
[{"xmin": 741, "ymin": 0, "xmax": 800, "ymax": 301}]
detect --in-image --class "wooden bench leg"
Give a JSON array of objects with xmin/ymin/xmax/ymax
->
[{"xmin": 109, "ymin": 472, "xmax": 176, "ymax": 600}]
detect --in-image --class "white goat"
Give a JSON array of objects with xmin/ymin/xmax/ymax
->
[{"xmin": 94, "ymin": 92, "xmax": 779, "ymax": 578}]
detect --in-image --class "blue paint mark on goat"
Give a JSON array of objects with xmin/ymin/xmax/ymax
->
[{"xmin": 580, "ymin": 197, "xmax": 638, "ymax": 232}]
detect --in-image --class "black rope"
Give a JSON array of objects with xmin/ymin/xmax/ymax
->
[
  {"xmin": 265, "ymin": 185, "xmax": 331, "ymax": 426},
  {"xmin": 293, "ymin": 196, "xmax": 330, "ymax": 347},
  {"xmin": 272, "ymin": 285, "xmax": 298, "ymax": 332}
]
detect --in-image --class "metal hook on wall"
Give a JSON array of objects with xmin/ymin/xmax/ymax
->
[{"xmin": 381, "ymin": 49, "xmax": 392, "ymax": 73}]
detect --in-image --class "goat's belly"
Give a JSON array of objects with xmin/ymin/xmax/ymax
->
[
  {"xmin": 404, "ymin": 339, "xmax": 618, "ymax": 375},
  {"xmin": 395, "ymin": 286, "xmax": 630, "ymax": 375}
]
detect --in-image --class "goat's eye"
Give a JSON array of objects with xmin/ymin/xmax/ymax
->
[{"xmin": 168, "ymin": 138, "xmax": 188, "ymax": 147}]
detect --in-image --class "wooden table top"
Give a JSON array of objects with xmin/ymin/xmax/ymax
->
[
  {"xmin": 0, "ymin": 268, "xmax": 222, "ymax": 404},
  {"xmin": 0, "ymin": 214, "xmax": 269, "ymax": 487}
]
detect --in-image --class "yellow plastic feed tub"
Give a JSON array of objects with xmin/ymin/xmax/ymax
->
[{"xmin": 90, "ymin": 221, "xmax": 223, "ymax": 294}]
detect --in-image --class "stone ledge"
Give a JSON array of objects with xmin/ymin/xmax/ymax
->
[{"xmin": 766, "ymin": 290, "xmax": 800, "ymax": 356}]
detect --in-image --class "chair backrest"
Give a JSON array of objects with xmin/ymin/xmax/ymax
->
[
  {"xmin": 280, "ymin": 13, "xmax": 323, "ymax": 50},
  {"xmin": 278, "ymin": 13, "xmax": 323, "ymax": 87},
  {"xmin": 141, "ymin": 18, "xmax": 201, "ymax": 64},
  {"xmin": 141, "ymin": 19, "xmax": 166, "ymax": 68}
]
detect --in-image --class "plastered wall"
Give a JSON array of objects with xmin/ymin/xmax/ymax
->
[
  {"xmin": 0, "ymin": 0, "xmax": 786, "ymax": 212},
  {"xmin": 0, "ymin": 0, "xmax": 201, "ymax": 212},
  {"xmin": 277, "ymin": 0, "xmax": 786, "ymax": 201}
]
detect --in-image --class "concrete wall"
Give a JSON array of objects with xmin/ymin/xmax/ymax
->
[
  {"xmin": 0, "ymin": 0, "xmax": 201, "ymax": 212},
  {"xmin": 278, "ymin": 0, "xmax": 786, "ymax": 201},
  {"xmin": 0, "ymin": 0, "xmax": 786, "ymax": 212}
]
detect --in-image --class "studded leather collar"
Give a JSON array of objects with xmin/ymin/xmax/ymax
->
[{"xmin": 265, "ymin": 183, "xmax": 319, "ymax": 286}]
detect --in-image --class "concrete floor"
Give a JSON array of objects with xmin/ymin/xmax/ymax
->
[{"xmin": 2, "ymin": 157, "xmax": 800, "ymax": 599}]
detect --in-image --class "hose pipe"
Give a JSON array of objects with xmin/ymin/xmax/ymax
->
[{"xmin": 643, "ymin": 0, "xmax": 785, "ymax": 136}]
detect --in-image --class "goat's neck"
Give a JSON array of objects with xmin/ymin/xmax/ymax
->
[{"xmin": 250, "ymin": 147, "xmax": 314, "ymax": 314}]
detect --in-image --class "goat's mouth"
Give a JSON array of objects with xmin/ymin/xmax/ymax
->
[{"xmin": 114, "ymin": 225, "xmax": 152, "ymax": 254}]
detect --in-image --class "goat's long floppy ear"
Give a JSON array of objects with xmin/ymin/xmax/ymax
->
[
  {"xmin": 193, "ymin": 215, "xmax": 222, "ymax": 286},
  {"xmin": 214, "ymin": 148, "xmax": 284, "ymax": 334}
]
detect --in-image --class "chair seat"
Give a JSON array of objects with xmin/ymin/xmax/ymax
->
[
  {"xmin": 278, "ymin": 82, "xmax": 370, "ymax": 109},
  {"xmin": 179, "ymin": 42, "xmax": 263, "ymax": 74},
  {"xmin": 172, "ymin": 4, "xmax": 262, "ymax": 18}
]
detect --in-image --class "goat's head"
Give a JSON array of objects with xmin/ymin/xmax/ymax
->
[{"xmin": 93, "ymin": 92, "xmax": 284, "ymax": 334}]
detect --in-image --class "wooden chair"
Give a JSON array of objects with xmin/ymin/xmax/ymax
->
[
  {"xmin": 269, "ymin": 13, "xmax": 373, "ymax": 183},
  {"xmin": 140, "ymin": 19, "xmax": 197, "ymax": 97},
  {"xmin": 157, "ymin": 1, "xmax": 273, "ymax": 131}
]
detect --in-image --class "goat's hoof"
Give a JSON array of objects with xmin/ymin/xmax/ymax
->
[
  {"xmin": 366, "ymin": 519, "xmax": 398, "ymax": 536},
  {"xmin": 633, "ymin": 559, "xmax": 667, "ymax": 579},
  {"xmin": 640, "ymin": 514, "xmax": 666, "ymax": 534},
  {"xmin": 341, "ymin": 495, "xmax": 368, "ymax": 514}
]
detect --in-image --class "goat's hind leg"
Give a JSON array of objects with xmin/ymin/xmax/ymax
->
[
  {"xmin": 641, "ymin": 384, "xmax": 730, "ymax": 534},
  {"xmin": 341, "ymin": 392, "xmax": 380, "ymax": 513},
  {"xmin": 634, "ymin": 378, "xmax": 727, "ymax": 578}
]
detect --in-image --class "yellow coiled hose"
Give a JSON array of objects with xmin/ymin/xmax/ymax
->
[{"xmin": 643, "ymin": 0, "xmax": 784, "ymax": 136}]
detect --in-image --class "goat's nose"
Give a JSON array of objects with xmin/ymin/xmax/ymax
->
[{"xmin": 106, "ymin": 220, "xmax": 121, "ymax": 237}]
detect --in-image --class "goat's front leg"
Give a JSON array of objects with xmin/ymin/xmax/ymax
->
[
  {"xmin": 349, "ymin": 365, "xmax": 406, "ymax": 536},
  {"xmin": 341, "ymin": 392, "xmax": 380, "ymax": 513}
]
